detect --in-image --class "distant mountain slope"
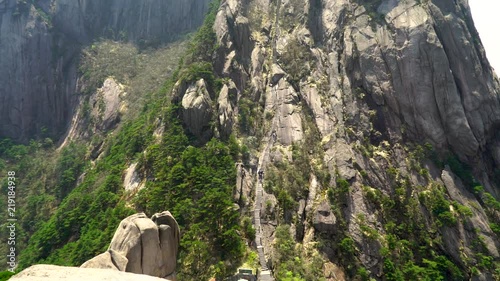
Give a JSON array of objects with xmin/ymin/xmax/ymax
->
[{"xmin": 0, "ymin": 0, "xmax": 210, "ymax": 141}]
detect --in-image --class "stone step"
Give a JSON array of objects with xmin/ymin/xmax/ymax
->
[{"xmin": 259, "ymin": 271, "xmax": 274, "ymax": 281}]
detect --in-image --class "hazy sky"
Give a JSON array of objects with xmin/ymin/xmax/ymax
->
[{"xmin": 468, "ymin": 0, "xmax": 500, "ymax": 74}]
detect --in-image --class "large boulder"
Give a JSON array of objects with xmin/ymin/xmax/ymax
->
[
  {"xmin": 90, "ymin": 78, "xmax": 126, "ymax": 132},
  {"xmin": 81, "ymin": 211, "xmax": 180, "ymax": 279},
  {"xmin": 313, "ymin": 200, "xmax": 337, "ymax": 233},
  {"xmin": 217, "ymin": 81, "xmax": 238, "ymax": 138},
  {"xmin": 181, "ymin": 79, "xmax": 213, "ymax": 141},
  {"xmin": 10, "ymin": 264, "xmax": 172, "ymax": 281}
]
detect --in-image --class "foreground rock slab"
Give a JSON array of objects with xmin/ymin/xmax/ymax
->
[
  {"xmin": 10, "ymin": 264, "xmax": 172, "ymax": 281},
  {"xmin": 81, "ymin": 211, "xmax": 180, "ymax": 279}
]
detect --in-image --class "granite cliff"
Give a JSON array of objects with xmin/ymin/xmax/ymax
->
[
  {"xmin": 1, "ymin": 0, "xmax": 499, "ymax": 280},
  {"xmin": 171, "ymin": 0, "xmax": 500, "ymax": 279},
  {"xmin": 0, "ymin": 0, "xmax": 210, "ymax": 141}
]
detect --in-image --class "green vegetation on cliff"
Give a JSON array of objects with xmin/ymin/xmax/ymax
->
[{"xmin": 1, "ymin": 1, "xmax": 244, "ymax": 280}]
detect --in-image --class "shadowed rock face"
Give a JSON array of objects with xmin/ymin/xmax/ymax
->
[
  {"xmin": 341, "ymin": 0, "xmax": 500, "ymax": 161},
  {"xmin": 181, "ymin": 79, "xmax": 214, "ymax": 141},
  {"xmin": 0, "ymin": 0, "xmax": 210, "ymax": 141},
  {"xmin": 81, "ymin": 211, "xmax": 180, "ymax": 279}
]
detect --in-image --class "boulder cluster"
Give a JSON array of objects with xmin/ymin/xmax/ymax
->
[{"xmin": 11, "ymin": 211, "xmax": 180, "ymax": 281}]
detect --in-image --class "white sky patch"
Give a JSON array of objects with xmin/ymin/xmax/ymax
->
[{"xmin": 468, "ymin": 0, "xmax": 500, "ymax": 74}]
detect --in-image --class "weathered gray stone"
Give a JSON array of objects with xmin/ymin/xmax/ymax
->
[
  {"xmin": 181, "ymin": 79, "xmax": 213, "ymax": 140},
  {"xmin": 313, "ymin": 200, "xmax": 336, "ymax": 232},
  {"xmin": 80, "ymin": 249, "xmax": 128, "ymax": 271},
  {"xmin": 323, "ymin": 262, "xmax": 346, "ymax": 281},
  {"xmin": 265, "ymin": 79, "xmax": 303, "ymax": 145},
  {"xmin": 218, "ymin": 81, "xmax": 238, "ymax": 138},
  {"xmin": 81, "ymin": 212, "xmax": 180, "ymax": 278},
  {"xmin": 11, "ymin": 264, "xmax": 172, "ymax": 281},
  {"xmin": 206, "ymin": 0, "xmax": 500, "ymax": 279},
  {"xmin": 152, "ymin": 211, "xmax": 181, "ymax": 277}
]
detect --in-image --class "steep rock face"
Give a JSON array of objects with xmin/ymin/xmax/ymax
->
[
  {"xmin": 217, "ymin": 81, "xmax": 238, "ymax": 138},
  {"xmin": 92, "ymin": 78, "xmax": 126, "ymax": 132},
  {"xmin": 181, "ymin": 79, "xmax": 214, "ymax": 141},
  {"xmin": 58, "ymin": 77, "xmax": 126, "ymax": 151},
  {"xmin": 0, "ymin": 0, "xmax": 77, "ymax": 141},
  {"xmin": 313, "ymin": 199, "xmax": 337, "ymax": 233},
  {"xmin": 81, "ymin": 211, "xmax": 180, "ymax": 279},
  {"xmin": 203, "ymin": 0, "xmax": 500, "ymax": 279},
  {"xmin": 52, "ymin": 0, "xmax": 210, "ymax": 45},
  {"xmin": 0, "ymin": 0, "xmax": 210, "ymax": 141},
  {"xmin": 341, "ymin": 0, "xmax": 500, "ymax": 162}
]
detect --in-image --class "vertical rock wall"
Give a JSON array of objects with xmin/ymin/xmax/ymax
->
[{"xmin": 0, "ymin": 0, "xmax": 210, "ymax": 141}]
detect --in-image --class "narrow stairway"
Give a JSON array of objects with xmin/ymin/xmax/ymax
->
[{"xmin": 253, "ymin": 127, "xmax": 276, "ymax": 280}]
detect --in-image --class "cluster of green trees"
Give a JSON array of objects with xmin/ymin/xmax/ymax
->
[
  {"xmin": 272, "ymin": 225, "xmax": 325, "ymax": 281},
  {"xmin": 15, "ymin": 92, "xmax": 244, "ymax": 280},
  {"xmin": 135, "ymin": 106, "xmax": 244, "ymax": 280},
  {"xmin": 0, "ymin": 138, "xmax": 90, "ymax": 268},
  {"xmin": 3, "ymin": 0, "xmax": 499, "ymax": 280},
  {"xmin": 17, "ymin": 120, "xmax": 145, "ymax": 267},
  {"xmin": 0, "ymin": 271, "xmax": 13, "ymax": 281}
]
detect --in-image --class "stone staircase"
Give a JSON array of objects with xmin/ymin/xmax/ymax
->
[
  {"xmin": 254, "ymin": 179, "xmax": 274, "ymax": 280},
  {"xmin": 253, "ymin": 150, "xmax": 275, "ymax": 280}
]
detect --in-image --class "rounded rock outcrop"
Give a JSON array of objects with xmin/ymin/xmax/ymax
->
[{"xmin": 81, "ymin": 211, "xmax": 180, "ymax": 279}]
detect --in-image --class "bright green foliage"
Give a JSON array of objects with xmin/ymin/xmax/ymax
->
[
  {"xmin": 177, "ymin": 61, "xmax": 223, "ymax": 97},
  {"xmin": 18, "ymin": 140, "xmax": 136, "ymax": 267},
  {"xmin": 0, "ymin": 139, "xmax": 29, "ymax": 160},
  {"xmin": 15, "ymin": 107, "xmax": 167, "ymax": 268},
  {"xmin": 134, "ymin": 109, "xmax": 244, "ymax": 280},
  {"xmin": 242, "ymin": 217, "xmax": 256, "ymax": 242},
  {"xmin": 279, "ymin": 38, "xmax": 314, "ymax": 86},
  {"xmin": 336, "ymin": 177, "xmax": 350, "ymax": 194},
  {"xmin": 186, "ymin": 0, "xmax": 220, "ymax": 63},
  {"xmin": 420, "ymin": 185, "xmax": 457, "ymax": 227},
  {"xmin": 483, "ymin": 192, "xmax": 500, "ymax": 212},
  {"xmin": 381, "ymin": 247, "xmax": 463, "ymax": 281},
  {"xmin": 490, "ymin": 223, "xmax": 500, "ymax": 235},
  {"xmin": 327, "ymin": 177, "xmax": 350, "ymax": 212},
  {"xmin": 174, "ymin": 0, "xmax": 223, "ymax": 100},
  {"xmin": 474, "ymin": 187, "xmax": 500, "ymax": 241},
  {"xmin": 0, "ymin": 0, "xmax": 243, "ymax": 277},
  {"xmin": 0, "ymin": 140, "xmax": 89, "ymax": 266},
  {"xmin": 339, "ymin": 237, "xmax": 356, "ymax": 256},
  {"xmin": 445, "ymin": 154, "xmax": 475, "ymax": 189},
  {"xmin": 55, "ymin": 143, "xmax": 86, "ymax": 200},
  {"xmin": 357, "ymin": 267, "xmax": 371, "ymax": 281},
  {"xmin": 264, "ymin": 162, "xmax": 308, "ymax": 223},
  {"xmin": 0, "ymin": 271, "xmax": 14, "ymax": 281},
  {"xmin": 273, "ymin": 225, "xmax": 325, "ymax": 281},
  {"xmin": 275, "ymin": 225, "xmax": 295, "ymax": 263},
  {"xmin": 383, "ymin": 259, "xmax": 405, "ymax": 281},
  {"xmin": 352, "ymin": 175, "xmax": 467, "ymax": 280},
  {"xmin": 238, "ymin": 97, "xmax": 258, "ymax": 134},
  {"xmin": 175, "ymin": 0, "xmax": 223, "ymax": 100}
]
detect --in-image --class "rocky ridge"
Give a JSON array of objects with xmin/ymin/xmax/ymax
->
[
  {"xmin": 9, "ymin": 265, "xmax": 172, "ymax": 281},
  {"xmin": 174, "ymin": 0, "xmax": 500, "ymax": 279},
  {"xmin": 82, "ymin": 211, "xmax": 180, "ymax": 279},
  {"xmin": 0, "ymin": 0, "xmax": 210, "ymax": 141}
]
